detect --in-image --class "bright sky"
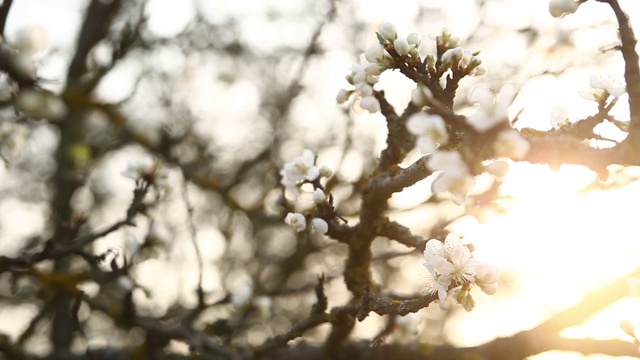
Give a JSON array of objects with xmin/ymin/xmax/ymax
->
[{"xmin": 3, "ymin": 1, "xmax": 640, "ymax": 358}]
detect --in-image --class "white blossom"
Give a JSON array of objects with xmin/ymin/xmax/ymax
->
[
  {"xmin": 427, "ymin": 151, "xmax": 473, "ymax": 205},
  {"xmin": 311, "ymin": 218, "xmax": 328, "ymax": 234},
  {"xmin": 360, "ymin": 95, "xmax": 381, "ymax": 113},
  {"xmin": 494, "ymin": 130, "xmax": 530, "ymax": 160},
  {"xmin": 285, "ymin": 212, "xmax": 306, "ymax": 232},
  {"xmin": 280, "ymin": 149, "xmax": 319, "ymax": 187},
  {"xmin": 422, "ymin": 233, "xmax": 497, "ymax": 307},
  {"xmin": 406, "ymin": 113, "xmax": 448, "ymax": 153},
  {"xmin": 549, "ymin": 0, "xmax": 581, "ymax": 18},
  {"xmin": 467, "ymin": 85, "xmax": 514, "ymax": 132},
  {"xmin": 580, "ymin": 74, "xmax": 626, "ymax": 102},
  {"xmin": 378, "ymin": 22, "xmax": 397, "ymax": 41},
  {"xmin": 423, "ymin": 233, "xmax": 464, "ymax": 264},
  {"xmin": 433, "ymin": 246, "xmax": 478, "ymax": 286}
]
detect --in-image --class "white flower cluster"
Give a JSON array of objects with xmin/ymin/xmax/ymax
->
[
  {"xmin": 337, "ymin": 22, "xmax": 422, "ymax": 113},
  {"xmin": 440, "ymin": 46, "xmax": 486, "ymax": 77},
  {"xmin": 435, "ymin": 28, "xmax": 459, "ymax": 49},
  {"xmin": 280, "ymin": 150, "xmax": 332, "ymax": 234},
  {"xmin": 422, "ymin": 233, "xmax": 498, "ymax": 310}
]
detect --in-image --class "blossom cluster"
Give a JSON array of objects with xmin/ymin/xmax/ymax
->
[
  {"xmin": 580, "ymin": 74, "xmax": 626, "ymax": 103},
  {"xmin": 550, "ymin": 74, "xmax": 627, "ymax": 129},
  {"xmin": 422, "ymin": 233, "xmax": 498, "ymax": 311},
  {"xmin": 280, "ymin": 149, "xmax": 332, "ymax": 234},
  {"xmin": 336, "ymin": 23, "xmax": 422, "ymax": 113},
  {"xmin": 440, "ymin": 46, "xmax": 485, "ymax": 77},
  {"xmin": 407, "ymin": 86, "xmax": 529, "ymax": 204}
]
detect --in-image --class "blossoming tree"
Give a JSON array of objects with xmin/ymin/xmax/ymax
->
[{"xmin": 1, "ymin": 0, "xmax": 640, "ymax": 359}]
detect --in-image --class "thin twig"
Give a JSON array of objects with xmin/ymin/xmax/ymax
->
[{"xmin": 181, "ymin": 171, "xmax": 205, "ymax": 307}]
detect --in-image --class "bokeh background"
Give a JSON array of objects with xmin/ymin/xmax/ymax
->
[{"xmin": 2, "ymin": 0, "xmax": 640, "ymax": 359}]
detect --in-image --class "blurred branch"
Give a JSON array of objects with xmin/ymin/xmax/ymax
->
[
  {"xmin": 67, "ymin": 0, "xmax": 123, "ymax": 88},
  {"xmin": 0, "ymin": 0, "xmax": 13, "ymax": 38},
  {"xmin": 597, "ymin": 0, "xmax": 640, "ymax": 144},
  {"xmin": 180, "ymin": 170, "xmax": 205, "ymax": 322},
  {"xmin": 0, "ymin": 184, "xmax": 147, "ymax": 273}
]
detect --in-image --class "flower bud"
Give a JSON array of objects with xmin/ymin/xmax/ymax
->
[
  {"xmin": 364, "ymin": 63, "xmax": 382, "ymax": 76},
  {"xmin": 393, "ymin": 37, "xmax": 410, "ymax": 56},
  {"xmin": 312, "ymin": 188, "xmax": 326, "ymax": 204},
  {"xmin": 360, "ymin": 96, "xmax": 380, "ymax": 113},
  {"xmin": 319, "ymin": 166, "xmax": 333, "ymax": 178},
  {"xmin": 549, "ymin": 0, "xmax": 580, "ymax": 18},
  {"xmin": 336, "ymin": 89, "xmax": 351, "ymax": 104},
  {"xmin": 378, "ymin": 22, "xmax": 397, "ymax": 41},
  {"xmin": 356, "ymin": 83, "xmax": 373, "ymax": 97},
  {"xmin": 364, "ymin": 43, "xmax": 384, "ymax": 63},
  {"xmin": 407, "ymin": 32, "xmax": 420, "ymax": 46},
  {"xmin": 285, "ymin": 212, "xmax": 306, "ymax": 232},
  {"xmin": 311, "ymin": 218, "xmax": 328, "ymax": 234}
]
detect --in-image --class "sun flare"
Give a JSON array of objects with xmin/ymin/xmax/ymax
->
[{"xmin": 456, "ymin": 162, "xmax": 640, "ymax": 349}]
